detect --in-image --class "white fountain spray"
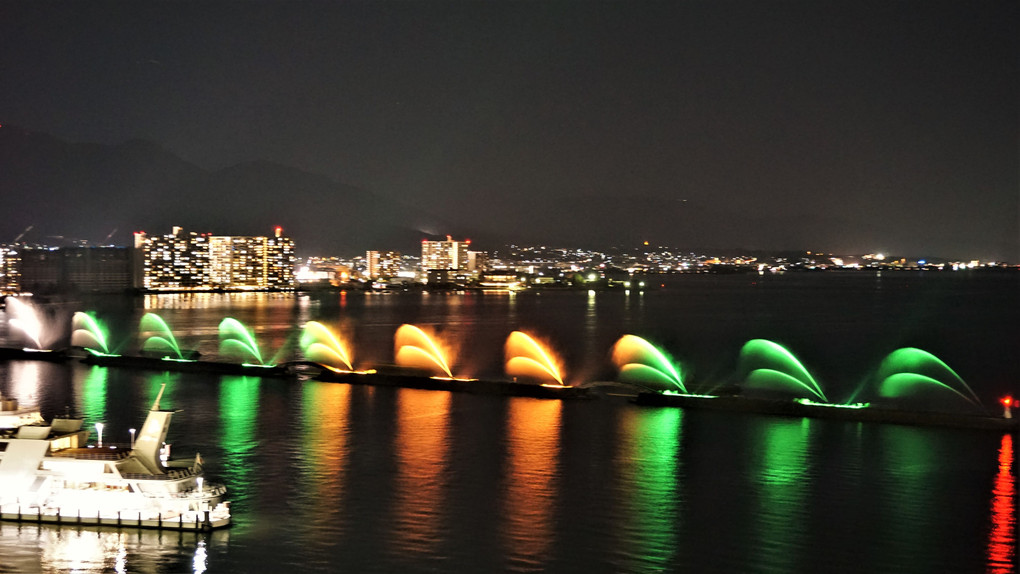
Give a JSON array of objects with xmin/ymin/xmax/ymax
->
[{"xmin": 6, "ymin": 297, "xmax": 44, "ymax": 349}]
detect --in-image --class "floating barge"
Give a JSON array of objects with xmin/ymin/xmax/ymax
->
[
  {"xmin": 308, "ymin": 364, "xmax": 592, "ymax": 400},
  {"xmin": 0, "ymin": 347, "xmax": 69, "ymax": 363},
  {"xmin": 634, "ymin": 392, "xmax": 1020, "ymax": 432},
  {"xmin": 80, "ymin": 351, "xmax": 291, "ymax": 378}
]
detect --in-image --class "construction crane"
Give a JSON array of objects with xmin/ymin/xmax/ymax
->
[{"xmin": 11, "ymin": 225, "xmax": 32, "ymax": 243}]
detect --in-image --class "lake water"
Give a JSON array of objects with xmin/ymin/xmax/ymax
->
[{"xmin": 0, "ymin": 271, "xmax": 1016, "ymax": 573}]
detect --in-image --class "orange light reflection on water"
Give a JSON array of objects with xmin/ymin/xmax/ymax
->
[
  {"xmin": 987, "ymin": 433, "xmax": 1016, "ymax": 574},
  {"xmin": 392, "ymin": 390, "xmax": 451, "ymax": 555},
  {"xmin": 502, "ymin": 399, "xmax": 562, "ymax": 567},
  {"xmin": 301, "ymin": 383, "xmax": 350, "ymax": 538}
]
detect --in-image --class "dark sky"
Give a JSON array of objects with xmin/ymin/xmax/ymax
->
[{"xmin": 2, "ymin": 1, "xmax": 1017, "ymax": 259}]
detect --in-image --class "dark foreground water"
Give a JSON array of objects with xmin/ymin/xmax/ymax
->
[{"xmin": 0, "ymin": 272, "xmax": 1016, "ymax": 573}]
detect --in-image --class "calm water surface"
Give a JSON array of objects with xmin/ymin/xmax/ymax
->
[{"xmin": 0, "ymin": 272, "xmax": 1016, "ymax": 573}]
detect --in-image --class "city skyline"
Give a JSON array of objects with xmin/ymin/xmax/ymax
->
[{"xmin": 1, "ymin": 2, "xmax": 1016, "ymax": 260}]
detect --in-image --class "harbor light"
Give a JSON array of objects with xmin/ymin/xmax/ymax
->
[
  {"xmin": 1001, "ymin": 396, "xmax": 1013, "ymax": 419},
  {"xmin": 129, "ymin": 428, "xmax": 136, "ymax": 449},
  {"xmin": 197, "ymin": 477, "xmax": 204, "ymax": 493},
  {"xmin": 95, "ymin": 422, "xmax": 104, "ymax": 447}
]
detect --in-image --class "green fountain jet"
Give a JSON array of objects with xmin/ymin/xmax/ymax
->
[
  {"xmin": 219, "ymin": 318, "xmax": 264, "ymax": 365},
  {"xmin": 300, "ymin": 321, "xmax": 354, "ymax": 370},
  {"xmin": 139, "ymin": 313, "xmax": 184, "ymax": 359},
  {"xmin": 71, "ymin": 311, "xmax": 111, "ymax": 355},
  {"xmin": 875, "ymin": 348, "xmax": 981, "ymax": 407},
  {"xmin": 738, "ymin": 339, "xmax": 828, "ymax": 403},
  {"xmin": 611, "ymin": 334, "xmax": 687, "ymax": 393}
]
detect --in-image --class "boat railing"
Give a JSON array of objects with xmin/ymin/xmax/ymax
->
[
  {"xmin": 141, "ymin": 484, "xmax": 227, "ymax": 499},
  {"xmin": 49, "ymin": 449, "xmax": 130, "ymax": 461},
  {"xmin": 121, "ymin": 467, "xmax": 197, "ymax": 481}
]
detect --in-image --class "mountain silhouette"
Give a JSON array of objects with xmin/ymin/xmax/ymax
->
[{"xmin": 0, "ymin": 126, "xmax": 447, "ymax": 254}]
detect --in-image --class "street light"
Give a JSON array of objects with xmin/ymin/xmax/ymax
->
[
  {"xmin": 129, "ymin": 428, "xmax": 136, "ymax": 449},
  {"xmin": 95, "ymin": 422, "xmax": 104, "ymax": 448}
]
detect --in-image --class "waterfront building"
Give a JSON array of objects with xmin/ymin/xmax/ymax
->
[
  {"xmin": 137, "ymin": 227, "xmax": 294, "ymax": 291},
  {"xmin": 18, "ymin": 247, "xmax": 132, "ymax": 293},
  {"xmin": 135, "ymin": 228, "xmax": 210, "ymax": 290},
  {"xmin": 421, "ymin": 236, "xmax": 470, "ymax": 274},
  {"xmin": 366, "ymin": 250, "xmax": 402, "ymax": 279},
  {"xmin": 467, "ymin": 250, "xmax": 487, "ymax": 275},
  {"xmin": 298, "ymin": 257, "xmax": 352, "ymax": 285},
  {"xmin": 0, "ymin": 246, "xmax": 20, "ymax": 293},
  {"xmin": 266, "ymin": 228, "xmax": 296, "ymax": 288}
]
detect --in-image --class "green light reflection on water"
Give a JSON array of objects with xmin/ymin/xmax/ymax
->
[
  {"xmin": 875, "ymin": 425, "xmax": 937, "ymax": 569},
  {"xmin": 617, "ymin": 407, "xmax": 682, "ymax": 570},
  {"xmin": 79, "ymin": 366, "xmax": 108, "ymax": 433},
  {"xmin": 751, "ymin": 417, "xmax": 813, "ymax": 572},
  {"xmin": 219, "ymin": 376, "xmax": 260, "ymax": 504}
]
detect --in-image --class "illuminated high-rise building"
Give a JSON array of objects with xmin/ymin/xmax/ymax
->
[
  {"xmin": 421, "ymin": 236, "xmax": 470, "ymax": 272},
  {"xmin": 0, "ymin": 245, "xmax": 20, "ymax": 292},
  {"xmin": 266, "ymin": 227, "xmax": 296, "ymax": 288},
  {"xmin": 137, "ymin": 227, "xmax": 294, "ymax": 291},
  {"xmin": 208, "ymin": 236, "xmax": 267, "ymax": 287},
  {"xmin": 136, "ymin": 228, "xmax": 210, "ymax": 290},
  {"xmin": 366, "ymin": 250, "xmax": 402, "ymax": 278},
  {"xmin": 467, "ymin": 250, "xmax": 487, "ymax": 274}
]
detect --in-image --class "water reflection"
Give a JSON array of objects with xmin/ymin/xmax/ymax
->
[
  {"xmin": 583, "ymin": 290, "xmax": 597, "ymax": 363},
  {"xmin": 79, "ymin": 365, "xmax": 109, "ymax": 430},
  {"xmin": 615, "ymin": 407, "xmax": 682, "ymax": 570},
  {"xmin": 752, "ymin": 418, "xmax": 813, "ymax": 571},
  {"xmin": 0, "ymin": 523, "xmax": 216, "ymax": 573},
  {"xmin": 7, "ymin": 360, "xmax": 45, "ymax": 407},
  {"xmin": 392, "ymin": 389, "xmax": 451, "ymax": 555},
  {"xmin": 877, "ymin": 425, "xmax": 945, "ymax": 572},
  {"xmin": 502, "ymin": 398, "xmax": 562, "ymax": 569},
  {"xmin": 300, "ymin": 382, "xmax": 351, "ymax": 539},
  {"xmin": 219, "ymin": 376, "xmax": 260, "ymax": 504},
  {"xmin": 987, "ymin": 433, "xmax": 1016, "ymax": 573}
]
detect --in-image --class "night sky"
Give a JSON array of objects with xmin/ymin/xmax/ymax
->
[{"xmin": 2, "ymin": 1, "xmax": 1017, "ymax": 259}]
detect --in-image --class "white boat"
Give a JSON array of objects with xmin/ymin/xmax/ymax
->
[{"xmin": 0, "ymin": 385, "xmax": 230, "ymax": 530}]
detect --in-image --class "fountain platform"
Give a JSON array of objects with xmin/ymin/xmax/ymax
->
[
  {"xmin": 634, "ymin": 392, "xmax": 1019, "ymax": 432},
  {"xmin": 303, "ymin": 364, "xmax": 591, "ymax": 400},
  {"xmin": 0, "ymin": 347, "xmax": 70, "ymax": 362},
  {"xmin": 80, "ymin": 352, "xmax": 291, "ymax": 378}
]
